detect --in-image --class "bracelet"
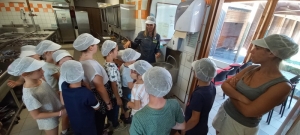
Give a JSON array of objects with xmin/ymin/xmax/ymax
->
[{"xmin": 59, "ymin": 110, "xmax": 62, "ymax": 116}]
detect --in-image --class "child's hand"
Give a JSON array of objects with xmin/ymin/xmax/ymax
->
[
  {"xmin": 107, "ymin": 104, "xmax": 112, "ymax": 110},
  {"xmin": 7, "ymin": 80, "xmax": 18, "ymax": 88},
  {"xmin": 60, "ymin": 108, "xmax": 67, "ymax": 116},
  {"xmin": 228, "ymin": 76, "xmax": 239, "ymax": 88},
  {"xmin": 116, "ymin": 98, "xmax": 123, "ymax": 106}
]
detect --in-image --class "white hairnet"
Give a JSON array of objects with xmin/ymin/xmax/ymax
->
[
  {"xmin": 142, "ymin": 67, "xmax": 172, "ymax": 97},
  {"xmin": 101, "ymin": 40, "xmax": 117, "ymax": 56},
  {"xmin": 19, "ymin": 45, "xmax": 37, "ymax": 58},
  {"xmin": 60, "ymin": 60, "xmax": 84, "ymax": 84},
  {"xmin": 73, "ymin": 33, "xmax": 100, "ymax": 51},
  {"xmin": 36, "ymin": 40, "xmax": 61, "ymax": 55},
  {"xmin": 128, "ymin": 60, "xmax": 152, "ymax": 75},
  {"xmin": 121, "ymin": 48, "xmax": 141, "ymax": 62},
  {"xmin": 191, "ymin": 58, "xmax": 217, "ymax": 82},
  {"xmin": 145, "ymin": 16, "xmax": 156, "ymax": 24},
  {"xmin": 252, "ymin": 34, "xmax": 299, "ymax": 60},
  {"xmin": 7, "ymin": 57, "xmax": 45, "ymax": 76},
  {"xmin": 52, "ymin": 50, "xmax": 72, "ymax": 63},
  {"xmin": 117, "ymin": 50, "xmax": 124, "ymax": 61}
]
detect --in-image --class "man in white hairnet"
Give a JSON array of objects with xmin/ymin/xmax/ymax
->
[
  {"xmin": 129, "ymin": 67, "xmax": 185, "ymax": 135},
  {"xmin": 177, "ymin": 58, "xmax": 217, "ymax": 135}
]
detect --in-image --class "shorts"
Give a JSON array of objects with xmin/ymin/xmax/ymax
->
[
  {"xmin": 122, "ymin": 87, "xmax": 131, "ymax": 111},
  {"xmin": 36, "ymin": 117, "xmax": 59, "ymax": 130},
  {"xmin": 212, "ymin": 104, "xmax": 259, "ymax": 135}
]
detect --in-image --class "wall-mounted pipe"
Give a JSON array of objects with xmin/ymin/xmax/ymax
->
[{"xmin": 25, "ymin": 0, "xmax": 37, "ymax": 32}]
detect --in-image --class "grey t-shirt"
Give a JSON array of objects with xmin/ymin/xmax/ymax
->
[
  {"xmin": 80, "ymin": 60, "xmax": 109, "ymax": 89},
  {"xmin": 42, "ymin": 62, "xmax": 59, "ymax": 91},
  {"xmin": 120, "ymin": 64, "xmax": 133, "ymax": 87},
  {"xmin": 22, "ymin": 80, "xmax": 62, "ymax": 130}
]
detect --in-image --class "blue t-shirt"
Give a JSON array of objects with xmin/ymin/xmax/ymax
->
[
  {"xmin": 61, "ymin": 82, "xmax": 98, "ymax": 134},
  {"xmin": 184, "ymin": 82, "xmax": 216, "ymax": 135}
]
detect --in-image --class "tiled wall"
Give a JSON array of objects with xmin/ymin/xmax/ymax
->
[
  {"xmin": 125, "ymin": 0, "xmax": 148, "ymax": 38},
  {"xmin": 171, "ymin": 33, "xmax": 200, "ymax": 107},
  {"xmin": 0, "ymin": 2, "xmax": 57, "ymax": 29}
]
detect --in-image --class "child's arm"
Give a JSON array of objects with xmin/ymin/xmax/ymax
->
[
  {"xmin": 29, "ymin": 108, "xmax": 66, "ymax": 120},
  {"xmin": 7, "ymin": 76, "xmax": 25, "ymax": 88},
  {"xmin": 93, "ymin": 75, "xmax": 112, "ymax": 110},
  {"xmin": 127, "ymin": 82, "xmax": 134, "ymax": 89},
  {"xmin": 60, "ymin": 92, "xmax": 64, "ymax": 105},
  {"xmin": 127, "ymin": 100, "xmax": 141, "ymax": 110},
  {"xmin": 111, "ymin": 81, "xmax": 122, "ymax": 106},
  {"xmin": 52, "ymin": 72, "xmax": 60, "ymax": 80}
]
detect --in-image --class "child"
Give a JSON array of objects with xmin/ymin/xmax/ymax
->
[
  {"xmin": 7, "ymin": 45, "xmax": 40, "ymax": 88},
  {"xmin": 127, "ymin": 60, "xmax": 152, "ymax": 116},
  {"xmin": 179, "ymin": 58, "xmax": 217, "ymax": 135},
  {"xmin": 129, "ymin": 67, "xmax": 185, "ymax": 135},
  {"xmin": 73, "ymin": 33, "xmax": 113, "ymax": 135},
  {"xmin": 52, "ymin": 50, "xmax": 73, "ymax": 135},
  {"xmin": 36, "ymin": 40, "xmax": 61, "ymax": 92},
  {"xmin": 60, "ymin": 60, "xmax": 100, "ymax": 135},
  {"xmin": 7, "ymin": 57, "xmax": 65, "ymax": 135},
  {"xmin": 119, "ymin": 48, "xmax": 141, "ymax": 123},
  {"xmin": 101, "ymin": 40, "xmax": 125, "ymax": 130}
]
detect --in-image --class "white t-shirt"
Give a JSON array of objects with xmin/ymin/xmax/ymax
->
[
  {"xmin": 80, "ymin": 60, "xmax": 109, "ymax": 89},
  {"xmin": 22, "ymin": 80, "xmax": 62, "ymax": 130},
  {"xmin": 120, "ymin": 64, "xmax": 133, "ymax": 87},
  {"xmin": 42, "ymin": 62, "xmax": 59, "ymax": 91},
  {"xmin": 131, "ymin": 83, "xmax": 149, "ymax": 115}
]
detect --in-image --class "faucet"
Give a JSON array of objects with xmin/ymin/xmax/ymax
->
[
  {"xmin": 11, "ymin": 21, "xmax": 15, "ymax": 27},
  {"xmin": 167, "ymin": 55, "xmax": 178, "ymax": 68}
]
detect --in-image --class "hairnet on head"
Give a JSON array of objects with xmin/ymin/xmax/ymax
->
[
  {"xmin": 142, "ymin": 67, "xmax": 172, "ymax": 97},
  {"xmin": 73, "ymin": 33, "xmax": 100, "ymax": 51},
  {"xmin": 60, "ymin": 60, "xmax": 84, "ymax": 84},
  {"xmin": 36, "ymin": 40, "xmax": 61, "ymax": 55},
  {"xmin": 128, "ymin": 60, "xmax": 152, "ymax": 75},
  {"xmin": 19, "ymin": 45, "xmax": 37, "ymax": 58},
  {"xmin": 145, "ymin": 16, "xmax": 156, "ymax": 24},
  {"xmin": 101, "ymin": 40, "xmax": 117, "ymax": 56},
  {"xmin": 252, "ymin": 34, "xmax": 299, "ymax": 60},
  {"xmin": 191, "ymin": 58, "xmax": 217, "ymax": 82},
  {"xmin": 52, "ymin": 50, "xmax": 72, "ymax": 63},
  {"xmin": 121, "ymin": 48, "xmax": 141, "ymax": 62},
  {"xmin": 7, "ymin": 57, "xmax": 45, "ymax": 76}
]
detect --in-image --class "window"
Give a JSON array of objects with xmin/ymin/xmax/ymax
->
[{"xmin": 209, "ymin": 2, "xmax": 267, "ymax": 64}]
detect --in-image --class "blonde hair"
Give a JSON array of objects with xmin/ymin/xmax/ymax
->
[{"xmin": 144, "ymin": 24, "xmax": 157, "ymax": 39}]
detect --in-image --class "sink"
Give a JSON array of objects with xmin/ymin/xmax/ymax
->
[
  {"xmin": 152, "ymin": 62, "xmax": 178, "ymax": 84},
  {"xmin": 152, "ymin": 62, "xmax": 174, "ymax": 70}
]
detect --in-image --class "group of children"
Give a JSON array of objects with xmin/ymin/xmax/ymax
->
[
  {"xmin": 6, "ymin": 32, "xmax": 220, "ymax": 135},
  {"xmin": 6, "ymin": 33, "xmax": 158, "ymax": 135}
]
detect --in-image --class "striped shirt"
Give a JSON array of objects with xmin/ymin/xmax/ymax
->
[{"xmin": 131, "ymin": 83, "xmax": 149, "ymax": 115}]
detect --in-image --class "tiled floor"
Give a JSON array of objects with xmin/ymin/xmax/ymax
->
[{"xmin": 9, "ymin": 44, "xmax": 298, "ymax": 135}]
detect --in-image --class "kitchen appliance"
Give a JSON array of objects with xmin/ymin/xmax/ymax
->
[
  {"xmin": 175, "ymin": 0, "xmax": 206, "ymax": 32},
  {"xmin": 100, "ymin": 4, "xmax": 135, "ymax": 35},
  {"xmin": 54, "ymin": 8, "xmax": 90, "ymax": 43}
]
